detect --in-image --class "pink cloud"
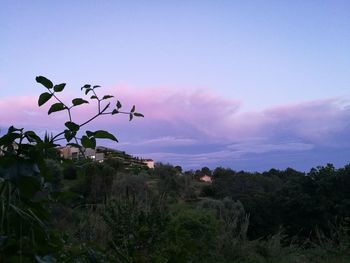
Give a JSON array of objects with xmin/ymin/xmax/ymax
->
[
  {"xmin": 119, "ymin": 136, "xmax": 197, "ymax": 147},
  {"xmin": 105, "ymin": 86, "xmax": 241, "ymax": 138},
  {"xmin": 124, "ymin": 87, "xmax": 349, "ymax": 146},
  {"xmin": 1, "ymin": 86, "xmax": 349, "ymax": 157},
  {"xmin": 0, "ymin": 96, "xmax": 54, "ymax": 127},
  {"xmin": 261, "ymin": 99, "xmax": 350, "ymax": 145}
]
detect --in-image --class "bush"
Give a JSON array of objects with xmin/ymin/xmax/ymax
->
[
  {"xmin": 45, "ymin": 159, "xmax": 63, "ymax": 190},
  {"xmin": 63, "ymin": 164, "xmax": 77, "ymax": 180}
]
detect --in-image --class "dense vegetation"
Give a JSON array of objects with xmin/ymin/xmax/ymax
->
[
  {"xmin": 2, "ymin": 154, "xmax": 350, "ymax": 262},
  {"xmin": 0, "ymin": 77, "xmax": 349, "ymax": 262}
]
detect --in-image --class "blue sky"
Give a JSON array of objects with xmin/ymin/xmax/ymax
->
[{"xmin": 1, "ymin": 1, "xmax": 350, "ymax": 171}]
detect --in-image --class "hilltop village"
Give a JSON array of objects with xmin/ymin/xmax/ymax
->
[{"xmin": 59, "ymin": 145, "xmax": 155, "ymax": 169}]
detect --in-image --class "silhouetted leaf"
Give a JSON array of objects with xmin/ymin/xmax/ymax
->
[
  {"xmin": 134, "ymin": 112, "xmax": 144, "ymax": 117},
  {"xmin": 81, "ymin": 84, "xmax": 91, "ymax": 90},
  {"xmin": 53, "ymin": 83, "xmax": 66, "ymax": 92},
  {"xmin": 90, "ymin": 95, "xmax": 98, "ymax": 99},
  {"xmin": 93, "ymin": 130, "xmax": 118, "ymax": 142},
  {"xmin": 48, "ymin": 103, "xmax": 66, "ymax": 114},
  {"xmin": 81, "ymin": 135, "xmax": 96, "ymax": 148},
  {"xmin": 0, "ymin": 132, "xmax": 21, "ymax": 146},
  {"xmin": 85, "ymin": 88, "xmax": 92, "ymax": 95},
  {"xmin": 86, "ymin": 130, "xmax": 94, "ymax": 137},
  {"xmin": 112, "ymin": 109, "xmax": 119, "ymax": 115},
  {"xmin": 24, "ymin": 131, "xmax": 42, "ymax": 143},
  {"xmin": 129, "ymin": 113, "xmax": 133, "ymax": 121},
  {"xmin": 65, "ymin": 121, "xmax": 80, "ymax": 132},
  {"xmin": 38, "ymin": 92, "xmax": 52, "ymax": 106},
  {"xmin": 36, "ymin": 76, "xmax": 53, "ymax": 89},
  {"xmin": 64, "ymin": 130, "xmax": 76, "ymax": 142},
  {"xmin": 93, "ymin": 85, "xmax": 100, "ymax": 88},
  {"xmin": 116, "ymin": 100, "xmax": 122, "ymax": 109},
  {"xmin": 72, "ymin": 98, "xmax": 89, "ymax": 106},
  {"xmin": 81, "ymin": 136, "xmax": 89, "ymax": 148},
  {"xmin": 102, "ymin": 95, "xmax": 114, "ymax": 100},
  {"xmin": 90, "ymin": 137, "xmax": 96, "ymax": 148},
  {"xmin": 131, "ymin": 105, "xmax": 135, "ymax": 113},
  {"xmin": 8, "ymin": 126, "xmax": 23, "ymax": 133},
  {"xmin": 0, "ymin": 129, "xmax": 23, "ymax": 148}
]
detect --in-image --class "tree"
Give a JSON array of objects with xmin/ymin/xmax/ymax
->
[{"xmin": 201, "ymin": 166, "xmax": 212, "ymax": 176}]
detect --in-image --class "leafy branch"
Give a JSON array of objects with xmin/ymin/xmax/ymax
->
[{"xmin": 36, "ymin": 76, "xmax": 144, "ymax": 150}]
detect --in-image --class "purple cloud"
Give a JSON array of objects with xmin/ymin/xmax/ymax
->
[{"xmin": 1, "ymin": 87, "xmax": 349, "ymax": 171}]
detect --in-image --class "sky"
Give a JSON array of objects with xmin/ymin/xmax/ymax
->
[{"xmin": 1, "ymin": 0, "xmax": 350, "ymax": 171}]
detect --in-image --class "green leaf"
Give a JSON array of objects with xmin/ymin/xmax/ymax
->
[
  {"xmin": 81, "ymin": 136, "xmax": 90, "ymax": 148},
  {"xmin": 72, "ymin": 98, "xmax": 89, "ymax": 106},
  {"xmin": 81, "ymin": 135, "xmax": 96, "ymax": 149},
  {"xmin": 134, "ymin": 112, "xmax": 144, "ymax": 117},
  {"xmin": 102, "ymin": 95, "xmax": 114, "ymax": 100},
  {"xmin": 129, "ymin": 113, "xmax": 133, "ymax": 121},
  {"xmin": 38, "ymin": 92, "xmax": 52, "ymax": 106},
  {"xmin": 65, "ymin": 121, "xmax": 80, "ymax": 132},
  {"xmin": 86, "ymin": 130, "xmax": 94, "ymax": 137},
  {"xmin": 93, "ymin": 130, "xmax": 118, "ymax": 142},
  {"xmin": 90, "ymin": 137, "xmax": 96, "ymax": 148},
  {"xmin": 24, "ymin": 131, "xmax": 42, "ymax": 143},
  {"xmin": 64, "ymin": 130, "xmax": 76, "ymax": 142},
  {"xmin": 48, "ymin": 103, "xmax": 66, "ymax": 114},
  {"xmin": 0, "ymin": 132, "xmax": 21, "ymax": 146},
  {"xmin": 8, "ymin": 126, "xmax": 23, "ymax": 133},
  {"xmin": 116, "ymin": 100, "xmax": 122, "ymax": 109},
  {"xmin": 36, "ymin": 76, "xmax": 53, "ymax": 89},
  {"xmin": 54, "ymin": 83, "xmax": 66, "ymax": 92},
  {"xmin": 131, "ymin": 105, "xmax": 136, "ymax": 112},
  {"xmin": 112, "ymin": 109, "xmax": 119, "ymax": 115}
]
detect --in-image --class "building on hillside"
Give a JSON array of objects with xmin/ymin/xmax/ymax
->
[
  {"xmin": 142, "ymin": 159, "xmax": 155, "ymax": 169},
  {"xmin": 96, "ymin": 146, "xmax": 123, "ymax": 154},
  {"xmin": 199, "ymin": 175, "xmax": 212, "ymax": 183},
  {"xmin": 59, "ymin": 146, "xmax": 80, "ymax": 160},
  {"xmin": 59, "ymin": 146, "xmax": 104, "ymax": 162},
  {"xmin": 94, "ymin": 152, "xmax": 105, "ymax": 162},
  {"xmin": 59, "ymin": 145, "xmax": 153, "ymax": 167}
]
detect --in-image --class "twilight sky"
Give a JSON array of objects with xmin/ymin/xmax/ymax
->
[{"xmin": 1, "ymin": 1, "xmax": 350, "ymax": 171}]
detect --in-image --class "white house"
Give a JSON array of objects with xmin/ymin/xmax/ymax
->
[
  {"xmin": 142, "ymin": 159, "xmax": 155, "ymax": 169},
  {"xmin": 59, "ymin": 146, "xmax": 104, "ymax": 162},
  {"xmin": 200, "ymin": 175, "xmax": 212, "ymax": 183}
]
